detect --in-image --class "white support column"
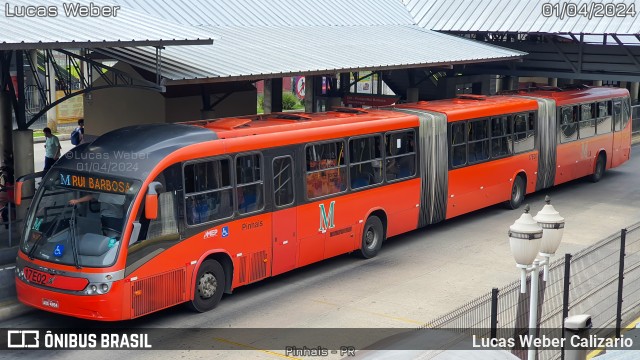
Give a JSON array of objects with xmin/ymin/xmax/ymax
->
[
  {"xmin": 593, "ymin": 80, "xmax": 603, "ymax": 86},
  {"xmin": 548, "ymin": 78, "xmax": 558, "ymax": 87}
]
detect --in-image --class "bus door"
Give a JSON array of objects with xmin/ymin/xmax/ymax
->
[
  {"xmin": 271, "ymin": 156, "xmax": 298, "ymax": 276},
  {"xmin": 611, "ymin": 98, "xmax": 630, "ymax": 167}
]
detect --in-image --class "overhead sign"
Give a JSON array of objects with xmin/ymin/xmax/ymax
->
[
  {"xmin": 58, "ymin": 172, "xmax": 134, "ymax": 195},
  {"xmin": 342, "ymin": 94, "xmax": 400, "ymax": 107}
]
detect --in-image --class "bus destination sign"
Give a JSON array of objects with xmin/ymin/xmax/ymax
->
[{"xmin": 58, "ymin": 172, "xmax": 134, "ymax": 195}]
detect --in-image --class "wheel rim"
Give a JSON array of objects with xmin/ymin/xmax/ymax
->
[
  {"xmin": 198, "ymin": 272, "xmax": 217, "ymax": 299},
  {"xmin": 365, "ymin": 226, "xmax": 378, "ymax": 250}
]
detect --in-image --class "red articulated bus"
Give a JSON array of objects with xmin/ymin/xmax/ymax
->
[{"xmin": 14, "ymin": 86, "xmax": 631, "ymax": 320}]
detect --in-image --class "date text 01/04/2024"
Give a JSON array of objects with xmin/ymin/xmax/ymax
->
[{"xmin": 542, "ymin": 2, "xmax": 636, "ymax": 19}]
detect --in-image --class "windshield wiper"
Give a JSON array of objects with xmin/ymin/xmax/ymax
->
[
  {"xmin": 69, "ymin": 205, "xmax": 82, "ymax": 269},
  {"xmin": 29, "ymin": 203, "xmax": 71, "ymax": 259}
]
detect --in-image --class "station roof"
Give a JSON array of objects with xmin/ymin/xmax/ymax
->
[
  {"xmin": 0, "ymin": 0, "xmax": 214, "ymax": 50},
  {"xmin": 406, "ymin": 0, "xmax": 640, "ymax": 35},
  {"xmin": 96, "ymin": 0, "xmax": 525, "ymax": 83},
  {"xmin": 97, "ymin": 24, "xmax": 525, "ymax": 83}
]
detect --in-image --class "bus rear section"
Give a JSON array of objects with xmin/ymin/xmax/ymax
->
[
  {"xmin": 523, "ymin": 86, "xmax": 632, "ymax": 186},
  {"xmin": 393, "ymin": 95, "xmax": 541, "ymax": 221}
]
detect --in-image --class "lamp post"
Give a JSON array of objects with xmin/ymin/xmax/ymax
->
[{"xmin": 508, "ymin": 196, "xmax": 565, "ymax": 360}]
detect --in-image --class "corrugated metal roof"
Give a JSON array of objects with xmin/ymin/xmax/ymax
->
[
  {"xmin": 406, "ymin": 0, "xmax": 640, "ymax": 35},
  {"xmin": 0, "ymin": 0, "xmax": 214, "ymax": 50},
  {"xmin": 113, "ymin": 0, "xmax": 416, "ymax": 27},
  {"xmin": 97, "ymin": 25, "xmax": 525, "ymax": 82}
]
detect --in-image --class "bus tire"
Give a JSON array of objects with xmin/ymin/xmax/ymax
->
[
  {"xmin": 590, "ymin": 153, "xmax": 606, "ymax": 183},
  {"xmin": 188, "ymin": 259, "xmax": 226, "ymax": 313},
  {"xmin": 506, "ymin": 175, "xmax": 526, "ymax": 210},
  {"xmin": 359, "ymin": 216, "xmax": 384, "ymax": 259}
]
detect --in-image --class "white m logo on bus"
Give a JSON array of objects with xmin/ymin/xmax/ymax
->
[
  {"xmin": 60, "ymin": 174, "xmax": 71, "ymax": 186},
  {"xmin": 319, "ymin": 201, "xmax": 336, "ymax": 232}
]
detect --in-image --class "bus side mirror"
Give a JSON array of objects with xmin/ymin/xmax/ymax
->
[
  {"xmin": 14, "ymin": 181, "xmax": 22, "ymax": 206},
  {"xmin": 145, "ymin": 182, "xmax": 163, "ymax": 220}
]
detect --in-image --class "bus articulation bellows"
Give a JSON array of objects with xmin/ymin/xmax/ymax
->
[{"xmin": 14, "ymin": 86, "xmax": 632, "ymax": 320}]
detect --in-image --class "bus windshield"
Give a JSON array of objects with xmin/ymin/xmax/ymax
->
[{"xmin": 21, "ymin": 170, "xmax": 139, "ymax": 268}]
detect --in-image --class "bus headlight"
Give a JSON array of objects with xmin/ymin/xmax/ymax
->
[
  {"xmin": 15, "ymin": 267, "xmax": 24, "ymax": 280},
  {"xmin": 84, "ymin": 282, "xmax": 111, "ymax": 295}
]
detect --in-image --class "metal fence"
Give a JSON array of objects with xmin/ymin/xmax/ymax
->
[
  {"xmin": 632, "ymin": 105, "xmax": 640, "ymax": 135},
  {"xmin": 423, "ymin": 221, "xmax": 640, "ymax": 360}
]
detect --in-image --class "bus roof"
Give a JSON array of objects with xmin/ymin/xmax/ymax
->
[
  {"xmin": 512, "ymin": 86, "xmax": 629, "ymax": 106},
  {"xmin": 179, "ymin": 108, "xmax": 414, "ymax": 139},
  {"xmin": 55, "ymin": 123, "xmax": 217, "ymax": 179},
  {"xmin": 392, "ymin": 95, "xmax": 538, "ymax": 122}
]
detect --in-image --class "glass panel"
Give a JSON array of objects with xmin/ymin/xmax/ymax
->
[
  {"xmin": 385, "ymin": 130, "xmax": 416, "ymax": 157},
  {"xmin": 386, "ymin": 154, "xmax": 416, "ymax": 181},
  {"xmin": 273, "ymin": 157, "xmax": 294, "ymax": 207},
  {"xmin": 560, "ymin": 107, "xmax": 578, "ymax": 142},
  {"xmin": 451, "ymin": 123, "xmax": 466, "ymax": 145},
  {"xmin": 452, "ymin": 144, "xmax": 466, "ymax": 167},
  {"xmin": 349, "ymin": 136, "xmax": 382, "ymax": 164},
  {"xmin": 468, "ymin": 140, "xmax": 490, "ymax": 163},
  {"xmin": 306, "ymin": 167, "xmax": 347, "ymax": 199},
  {"xmin": 613, "ymin": 100, "xmax": 622, "ymax": 131},
  {"xmin": 236, "ymin": 154, "xmax": 261, "ymax": 185},
  {"xmin": 514, "ymin": 114, "xmax": 527, "ymax": 133},
  {"xmin": 184, "ymin": 159, "xmax": 231, "ymax": 193},
  {"xmin": 596, "ymin": 116, "xmax": 612, "ymax": 135},
  {"xmin": 491, "ymin": 116, "xmax": 512, "ymax": 137},
  {"xmin": 579, "ymin": 119, "xmax": 596, "ymax": 138},
  {"xmin": 598, "ymin": 102, "xmax": 608, "ymax": 117},
  {"xmin": 306, "ymin": 141, "xmax": 345, "ymax": 171},
  {"xmin": 491, "ymin": 136, "xmax": 513, "ymax": 158},
  {"xmin": 469, "ymin": 119, "xmax": 489, "ymax": 141},
  {"xmin": 185, "ymin": 189, "xmax": 233, "ymax": 225},
  {"xmin": 237, "ymin": 183, "xmax": 264, "ymax": 214}
]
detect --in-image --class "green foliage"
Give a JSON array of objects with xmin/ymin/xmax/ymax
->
[{"xmin": 282, "ymin": 92, "xmax": 302, "ymax": 110}]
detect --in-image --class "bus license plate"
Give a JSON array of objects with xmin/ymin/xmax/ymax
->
[{"xmin": 24, "ymin": 267, "xmax": 51, "ymax": 285}]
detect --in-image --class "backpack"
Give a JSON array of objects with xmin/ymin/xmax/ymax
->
[{"xmin": 70, "ymin": 127, "xmax": 81, "ymax": 145}]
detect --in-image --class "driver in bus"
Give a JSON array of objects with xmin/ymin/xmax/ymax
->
[{"xmin": 68, "ymin": 193, "xmax": 125, "ymax": 238}]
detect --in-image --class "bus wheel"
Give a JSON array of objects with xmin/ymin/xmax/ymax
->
[
  {"xmin": 359, "ymin": 216, "xmax": 384, "ymax": 259},
  {"xmin": 188, "ymin": 259, "xmax": 225, "ymax": 313},
  {"xmin": 590, "ymin": 153, "xmax": 606, "ymax": 183},
  {"xmin": 506, "ymin": 175, "xmax": 525, "ymax": 210}
]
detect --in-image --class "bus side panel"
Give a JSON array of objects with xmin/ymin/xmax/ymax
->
[
  {"xmin": 581, "ymin": 133, "xmax": 614, "ymax": 177},
  {"xmin": 612, "ymin": 120, "xmax": 632, "ymax": 168},
  {"xmin": 555, "ymin": 142, "xmax": 579, "ymax": 185},
  {"xmin": 446, "ymin": 152, "xmax": 537, "ymax": 219}
]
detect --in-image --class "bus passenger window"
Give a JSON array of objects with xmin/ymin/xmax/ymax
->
[
  {"xmin": 236, "ymin": 153, "xmax": 264, "ymax": 214},
  {"xmin": 579, "ymin": 103, "xmax": 596, "ymax": 138},
  {"xmin": 596, "ymin": 101, "xmax": 612, "ymax": 135},
  {"xmin": 273, "ymin": 157, "xmax": 294, "ymax": 207},
  {"xmin": 306, "ymin": 141, "xmax": 347, "ymax": 199},
  {"xmin": 184, "ymin": 159, "xmax": 233, "ymax": 225},
  {"xmin": 622, "ymin": 96, "xmax": 631, "ymax": 130},
  {"xmin": 385, "ymin": 130, "xmax": 416, "ymax": 181},
  {"xmin": 468, "ymin": 119, "xmax": 489, "ymax": 163},
  {"xmin": 349, "ymin": 135, "xmax": 383, "ymax": 189},
  {"xmin": 491, "ymin": 116, "xmax": 513, "ymax": 158},
  {"xmin": 559, "ymin": 107, "xmax": 578, "ymax": 143},
  {"xmin": 450, "ymin": 122, "xmax": 466, "ymax": 167},
  {"xmin": 514, "ymin": 113, "xmax": 535, "ymax": 152},
  {"xmin": 613, "ymin": 99, "xmax": 622, "ymax": 131}
]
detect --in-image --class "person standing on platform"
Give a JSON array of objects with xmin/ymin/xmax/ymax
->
[{"xmin": 43, "ymin": 127, "xmax": 61, "ymax": 173}]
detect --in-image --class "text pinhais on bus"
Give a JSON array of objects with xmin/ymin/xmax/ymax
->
[{"xmin": 13, "ymin": 85, "xmax": 632, "ymax": 320}]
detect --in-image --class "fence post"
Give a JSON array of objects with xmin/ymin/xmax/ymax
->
[
  {"xmin": 7, "ymin": 201, "xmax": 11, "ymax": 247},
  {"xmin": 616, "ymin": 228, "xmax": 627, "ymax": 338},
  {"xmin": 561, "ymin": 253, "xmax": 572, "ymax": 360},
  {"xmin": 491, "ymin": 287, "xmax": 499, "ymax": 339}
]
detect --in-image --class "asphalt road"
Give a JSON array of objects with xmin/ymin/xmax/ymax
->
[{"xmin": 2, "ymin": 146, "xmax": 640, "ymax": 359}]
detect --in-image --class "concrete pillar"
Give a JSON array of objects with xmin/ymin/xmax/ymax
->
[
  {"xmin": 548, "ymin": 78, "xmax": 558, "ymax": 87},
  {"xmin": 593, "ymin": 80, "xmax": 603, "ymax": 86},
  {"xmin": 558, "ymin": 78, "xmax": 575, "ymax": 87},
  {"xmin": 0, "ymin": 91, "xmax": 12, "ymax": 167},
  {"xmin": 304, "ymin": 76, "xmax": 315, "ymax": 113},
  {"xmin": 263, "ymin": 78, "xmax": 283, "ymax": 114},
  {"xmin": 407, "ymin": 87, "xmax": 419, "ymax": 103},
  {"xmin": 46, "ymin": 60, "xmax": 57, "ymax": 132},
  {"xmin": 630, "ymin": 82, "xmax": 639, "ymax": 103},
  {"xmin": 13, "ymin": 129, "xmax": 34, "ymax": 222}
]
